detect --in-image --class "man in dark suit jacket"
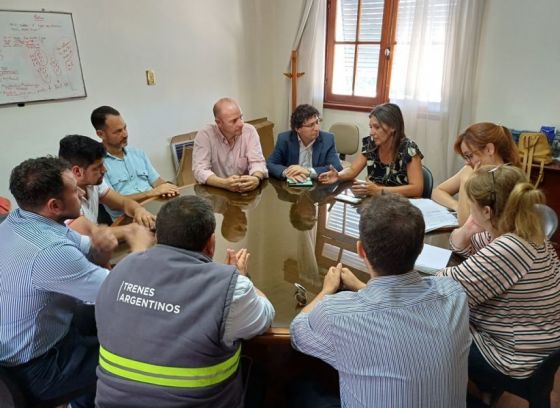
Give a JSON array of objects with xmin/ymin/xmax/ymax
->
[{"xmin": 267, "ymin": 104, "xmax": 343, "ymax": 181}]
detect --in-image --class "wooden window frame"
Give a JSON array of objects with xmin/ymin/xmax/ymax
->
[{"xmin": 324, "ymin": 0, "xmax": 399, "ymax": 112}]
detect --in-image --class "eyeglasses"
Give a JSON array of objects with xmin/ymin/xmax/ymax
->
[
  {"xmin": 462, "ymin": 149, "xmax": 480, "ymax": 162},
  {"xmin": 301, "ymin": 117, "xmax": 322, "ymax": 129},
  {"xmin": 294, "ymin": 283, "xmax": 308, "ymax": 306}
]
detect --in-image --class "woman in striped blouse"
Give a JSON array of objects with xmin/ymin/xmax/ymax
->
[{"xmin": 438, "ymin": 165, "xmax": 560, "ymax": 392}]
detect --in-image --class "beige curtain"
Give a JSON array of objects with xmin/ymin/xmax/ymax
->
[{"xmin": 389, "ymin": 0, "xmax": 486, "ymax": 184}]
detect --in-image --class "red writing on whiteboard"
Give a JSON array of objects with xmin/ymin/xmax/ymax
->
[
  {"xmin": 29, "ymin": 48, "xmax": 49, "ymax": 84},
  {"xmin": 56, "ymin": 39, "xmax": 74, "ymax": 71}
]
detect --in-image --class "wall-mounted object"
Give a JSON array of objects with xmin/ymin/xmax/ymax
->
[
  {"xmin": 0, "ymin": 10, "xmax": 87, "ymax": 106},
  {"xmin": 146, "ymin": 69, "xmax": 155, "ymax": 86}
]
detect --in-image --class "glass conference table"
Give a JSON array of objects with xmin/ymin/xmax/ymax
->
[{"xmin": 135, "ymin": 178, "xmax": 453, "ymax": 341}]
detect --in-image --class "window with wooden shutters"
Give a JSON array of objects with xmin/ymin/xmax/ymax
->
[{"xmin": 324, "ymin": 0, "xmax": 399, "ymax": 111}]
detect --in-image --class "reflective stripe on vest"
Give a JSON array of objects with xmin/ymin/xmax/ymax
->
[{"xmin": 98, "ymin": 345, "xmax": 241, "ymax": 388}]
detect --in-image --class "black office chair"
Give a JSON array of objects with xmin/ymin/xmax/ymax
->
[
  {"xmin": 491, "ymin": 348, "xmax": 560, "ymax": 408},
  {"xmin": 421, "ymin": 165, "xmax": 433, "ymax": 199}
]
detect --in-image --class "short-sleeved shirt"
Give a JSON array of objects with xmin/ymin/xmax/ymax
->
[
  {"xmin": 0, "ymin": 209, "xmax": 109, "ymax": 366},
  {"xmin": 80, "ymin": 180, "xmax": 111, "ymax": 223},
  {"xmin": 361, "ymin": 136, "xmax": 423, "ymax": 185},
  {"xmin": 103, "ymin": 147, "xmax": 160, "ymax": 219}
]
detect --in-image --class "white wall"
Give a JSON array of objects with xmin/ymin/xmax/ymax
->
[
  {"xmin": 0, "ymin": 0, "xmax": 269, "ymax": 200},
  {"xmin": 319, "ymin": 0, "xmax": 560, "ymax": 182},
  {"xmin": 265, "ymin": 0, "xmax": 307, "ymax": 134},
  {"xmin": 3, "ymin": 0, "xmax": 559, "ymax": 201},
  {"xmin": 474, "ymin": 0, "xmax": 560, "ymax": 130}
]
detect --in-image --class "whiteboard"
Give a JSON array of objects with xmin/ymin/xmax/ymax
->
[{"xmin": 0, "ymin": 10, "xmax": 86, "ymax": 106}]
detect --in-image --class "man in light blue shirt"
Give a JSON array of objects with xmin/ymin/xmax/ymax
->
[
  {"xmin": 91, "ymin": 105, "xmax": 179, "ymax": 219},
  {"xmin": 290, "ymin": 193, "xmax": 471, "ymax": 407},
  {"xmin": 0, "ymin": 157, "xmax": 153, "ymax": 407}
]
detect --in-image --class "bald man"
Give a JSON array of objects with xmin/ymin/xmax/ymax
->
[{"xmin": 192, "ymin": 98, "xmax": 268, "ymax": 192}]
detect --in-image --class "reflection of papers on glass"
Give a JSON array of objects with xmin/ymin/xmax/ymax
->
[
  {"xmin": 415, "ymin": 244, "xmax": 452, "ymax": 275},
  {"xmin": 287, "ymin": 177, "xmax": 313, "ymax": 187},
  {"xmin": 409, "ymin": 199, "xmax": 459, "ymax": 232},
  {"xmin": 335, "ymin": 190, "xmax": 361, "ymax": 204},
  {"xmin": 322, "ymin": 242, "xmax": 341, "ymax": 262},
  {"xmin": 340, "ymin": 250, "xmax": 368, "ymax": 273}
]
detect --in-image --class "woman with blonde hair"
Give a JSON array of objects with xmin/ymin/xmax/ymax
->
[
  {"xmin": 432, "ymin": 123, "xmax": 520, "ymax": 225},
  {"xmin": 438, "ymin": 165, "xmax": 560, "ymax": 399},
  {"xmin": 319, "ymin": 103, "xmax": 424, "ymax": 197}
]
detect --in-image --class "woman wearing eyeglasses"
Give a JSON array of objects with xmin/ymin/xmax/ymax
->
[
  {"xmin": 432, "ymin": 123, "xmax": 520, "ymax": 225},
  {"xmin": 438, "ymin": 165, "xmax": 560, "ymax": 401},
  {"xmin": 318, "ymin": 103, "xmax": 424, "ymax": 197}
]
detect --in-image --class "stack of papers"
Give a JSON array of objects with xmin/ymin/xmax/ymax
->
[
  {"xmin": 414, "ymin": 244, "xmax": 452, "ymax": 275},
  {"xmin": 287, "ymin": 177, "xmax": 313, "ymax": 187},
  {"xmin": 409, "ymin": 199, "xmax": 459, "ymax": 232}
]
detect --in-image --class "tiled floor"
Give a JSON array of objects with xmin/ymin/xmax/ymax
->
[{"xmin": 494, "ymin": 369, "xmax": 560, "ymax": 407}]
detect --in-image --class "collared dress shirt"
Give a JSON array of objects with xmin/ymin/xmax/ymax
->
[
  {"xmin": 298, "ymin": 137, "xmax": 317, "ymax": 178},
  {"xmin": 103, "ymin": 147, "xmax": 160, "ymax": 219},
  {"xmin": 192, "ymin": 123, "xmax": 268, "ymax": 184},
  {"xmin": 0, "ymin": 209, "xmax": 109, "ymax": 366},
  {"xmin": 291, "ymin": 271, "xmax": 471, "ymax": 408}
]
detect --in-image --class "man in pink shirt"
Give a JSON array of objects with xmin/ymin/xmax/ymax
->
[{"xmin": 193, "ymin": 97, "xmax": 268, "ymax": 192}]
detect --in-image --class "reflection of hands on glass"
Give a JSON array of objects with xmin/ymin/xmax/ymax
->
[
  {"xmin": 229, "ymin": 191, "xmax": 260, "ymax": 207},
  {"xmin": 318, "ymin": 165, "xmax": 339, "ymax": 184},
  {"xmin": 225, "ymin": 248, "xmax": 250, "ymax": 276},
  {"xmin": 322, "ymin": 263, "xmax": 342, "ymax": 294},
  {"xmin": 283, "ymin": 184, "xmax": 307, "ymax": 196},
  {"xmin": 341, "ymin": 267, "xmax": 366, "ymax": 291},
  {"xmin": 351, "ymin": 179, "xmax": 382, "ymax": 197},
  {"xmin": 195, "ymin": 183, "xmax": 260, "ymax": 208}
]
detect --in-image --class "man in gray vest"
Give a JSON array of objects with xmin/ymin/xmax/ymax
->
[{"xmin": 95, "ymin": 195, "xmax": 275, "ymax": 407}]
